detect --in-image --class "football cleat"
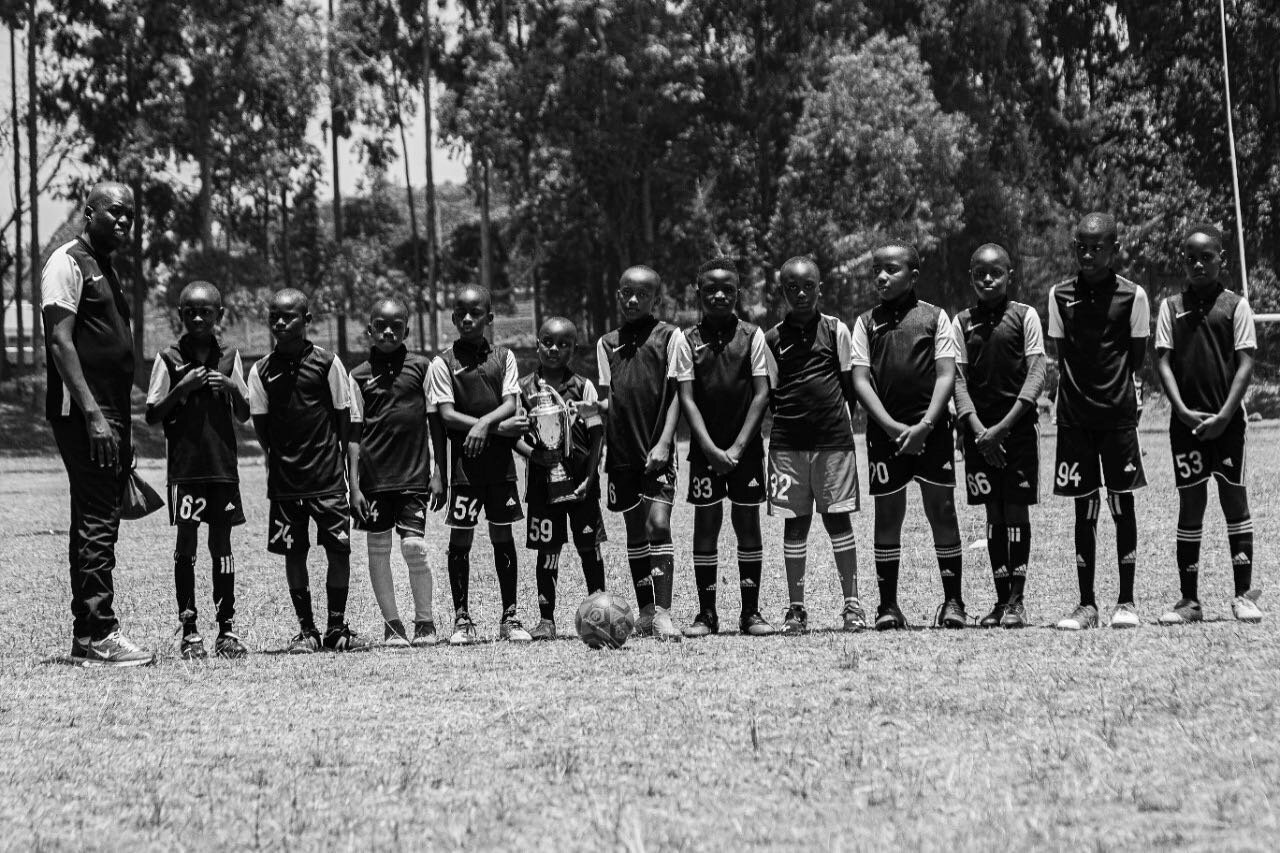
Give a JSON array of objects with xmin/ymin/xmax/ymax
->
[
  {"xmin": 79, "ymin": 631, "xmax": 156, "ymax": 667},
  {"xmin": 1000, "ymin": 601, "xmax": 1028, "ymax": 629},
  {"xmin": 530, "ymin": 618, "xmax": 557, "ymax": 641},
  {"xmin": 1056, "ymin": 603, "xmax": 1099, "ymax": 631},
  {"xmin": 1110, "ymin": 602, "xmax": 1141, "ymax": 629},
  {"xmin": 633, "ymin": 604, "xmax": 657, "ymax": 638},
  {"xmin": 180, "ymin": 633, "xmax": 209, "ymax": 661},
  {"xmin": 449, "ymin": 613, "xmax": 480, "ymax": 646},
  {"xmin": 287, "ymin": 629, "xmax": 321, "ymax": 654},
  {"xmin": 780, "ymin": 604, "xmax": 809, "ymax": 636},
  {"xmin": 875, "ymin": 604, "xmax": 908, "ymax": 631},
  {"xmin": 935, "ymin": 599, "xmax": 968, "ymax": 629},
  {"xmin": 840, "ymin": 599, "xmax": 867, "ymax": 632},
  {"xmin": 411, "ymin": 620, "xmax": 438, "ymax": 647},
  {"xmin": 652, "ymin": 608, "xmax": 683, "ymax": 643},
  {"xmin": 323, "ymin": 624, "xmax": 374, "ymax": 652},
  {"xmin": 739, "ymin": 612, "xmax": 777, "ymax": 636},
  {"xmin": 1158, "ymin": 599, "xmax": 1203, "ymax": 625},
  {"xmin": 979, "ymin": 603, "xmax": 1008, "ymax": 628},
  {"xmin": 499, "ymin": 609, "xmax": 533, "ymax": 643},
  {"xmin": 214, "ymin": 631, "xmax": 248, "ymax": 659},
  {"xmin": 384, "ymin": 619, "xmax": 411, "ymax": 648},
  {"xmin": 1232, "ymin": 589, "xmax": 1263, "ymax": 623},
  {"xmin": 682, "ymin": 610, "xmax": 719, "ymax": 638}
]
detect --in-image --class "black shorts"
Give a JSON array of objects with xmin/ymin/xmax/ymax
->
[
  {"xmin": 168, "ymin": 482, "xmax": 246, "ymax": 527},
  {"xmin": 686, "ymin": 453, "xmax": 766, "ymax": 506},
  {"xmin": 606, "ymin": 463, "xmax": 677, "ymax": 512},
  {"xmin": 960, "ymin": 423, "xmax": 1040, "ymax": 506},
  {"xmin": 866, "ymin": 421, "xmax": 957, "ymax": 497},
  {"xmin": 1169, "ymin": 416, "xmax": 1247, "ymax": 489},
  {"xmin": 356, "ymin": 492, "xmax": 431, "ymax": 537},
  {"xmin": 1053, "ymin": 426, "xmax": 1146, "ymax": 496},
  {"xmin": 268, "ymin": 494, "xmax": 351, "ymax": 556},
  {"xmin": 446, "ymin": 482, "xmax": 523, "ymax": 529}
]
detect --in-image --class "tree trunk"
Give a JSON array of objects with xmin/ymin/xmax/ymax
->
[
  {"xmin": 10, "ymin": 25, "xmax": 23, "ymax": 374},
  {"xmin": 422, "ymin": 0, "xmax": 439, "ymax": 352},
  {"xmin": 329, "ymin": 0, "xmax": 348, "ymax": 360},
  {"xmin": 392, "ymin": 66, "xmax": 424, "ymax": 352},
  {"xmin": 130, "ymin": 177, "xmax": 145, "ymax": 367},
  {"xmin": 479, "ymin": 156, "xmax": 492, "ymax": 294},
  {"xmin": 27, "ymin": 3, "xmax": 40, "ymax": 367},
  {"xmin": 281, "ymin": 185, "xmax": 292, "ymax": 289}
]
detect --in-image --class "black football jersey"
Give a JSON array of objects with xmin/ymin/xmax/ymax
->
[
  {"xmin": 596, "ymin": 317, "xmax": 680, "ymax": 472},
  {"xmin": 350, "ymin": 347, "xmax": 434, "ymax": 496},
  {"xmin": 428, "ymin": 340, "xmax": 519, "ymax": 486},
  {"xmin": 853, "ymin": 293, "xmax": 954, "ymax": 425},
  {"xmin": 1157, "ymin": 285, "xmax": 1254, "ymax": 414},
  {"xmin": 518, "ymin": 369, "xmax": 601, "ymax": 487},
  {"xmin": 146, "ymin": 336, "xmax": 246, "ymax": 485},
  {"xmin": 952, "ymin": 299, "xmax": 1043, "ymax": 427},
  {"xmin": 765, "ymin": 313, "xmax": 855, "ymax": 451}
]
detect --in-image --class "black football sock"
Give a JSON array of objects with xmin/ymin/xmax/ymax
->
[
  {"xmin": 285, "ymin": 555, "xmax": 314, "ymax": 631},
  {"xmin": 738, "ymin": 545, "xmax": 763, "ymax": 616},
  {"xmin": 1176, "ymin": 523, "xmax": 1202, "ymax": 601},
  {"xmin": 494, "ymin": 539, "xmax": 519, "ymax": 613},
  {"xmin": 536, "ymin": 549, "xmax": 560, "ymax": 621},
  {"xmin": 325, "ymin": 552, "xmax": 351, "ymax": 628},
  {"xmin": 1227, "ymin": 515, "xmax": 1254, "ymax": 596},
  {"xmin": 692, "ymin": 550, "xmax": 718, "ymax": 613},
  {"xmin": 986, "ymin": 523, "xmax": 1010, "ymax": 604},
  {"xmin": 627, "ymin": 542, "xmax": 654, "ymax": 609},
  {"xmin": 936, "ymin": 542, "xmax": 963, "ymax": 602},
  {"xmin": 1007, "ymin": 524, "xmax": 1031, "ymax": 604},
  {"xmin": 650, "ymin": 541, "xmax": 675, "ymax": 609},
  {"xmin": 577, "ymin": 545, "xmax": 606, "ymax": 594},
  {"xmin": 174, "ymin": 552, "xmax": 198, "ymax": 630},
  {"xmin": 874, "ymin": 542, "xmax": 900, "ymax": 608},
  {"xmin": 209, "ymin": 527, "xmax": 236, "ymax": 631},
  {"xmin": 1074, "ymin": 496, "xmax": 1099, "ymax": 607},
  {"xmin": 448, "ymin": 544, "xmax": 471, "ymax": 616},
  {"xmin": 1109, "ymin": 492, "xmax": 1137, "ymax": 604}
]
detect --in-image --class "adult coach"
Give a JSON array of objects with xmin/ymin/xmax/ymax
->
[{"xmin": 42, "ymin": 181, "xmax": 155, "ymax": 667}]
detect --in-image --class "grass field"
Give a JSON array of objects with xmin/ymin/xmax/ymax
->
[{"xmin": 2, "ymin": 425, "xmax": 1280, "ymax": 850}]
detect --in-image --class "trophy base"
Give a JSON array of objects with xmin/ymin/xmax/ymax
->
[{"xmin": 546, "ymin": 478, "xmax": 579, "ymax": 505}]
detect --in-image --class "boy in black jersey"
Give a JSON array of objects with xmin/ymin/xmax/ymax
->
[
  {"xmin": 145, "ymin": 282, "xmax": 250, "ymax": 659},
  {"xmin": 951, "ymin": 245, "xmax": 1047, "ymax": 629},
  {"xmin": 1155, "ymin": 225, "xmax": 1262, "ymax": 624},
  {"xmin": 349, "ymin": 298, "xmax": 448, "ymax": 647},
  {"xmin": 516, "ymin": 317, "xmax": 606, "ymax": 640},
  {"xmin": 851, "ymin": 242, "xmax": 966, "ymax": 630},
  {"xmin": 674, "ymin": 259, "xmax": 773, "ymax": 636},
  {"xmin": 248, "ymin": 288, "xmax": 371, "ymax": 653},
  {"xmin": 427, "ymin": 284, "xmax": 532, "ymax": 645},
  {"xmin": 1048, "ymin": 213, "xmax": 1150, "ymax": 631},
  {"xmin": 765, "ymin": 257, "xmax": 863, "ymax": 635},
  {"xmin": 596, "ymin": 265, "xmax": 684, "ymax": 641}
]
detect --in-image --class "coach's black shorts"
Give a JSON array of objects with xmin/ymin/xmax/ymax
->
[
  {"xmin": 960, "ymin": 422, "xmax": 1039, "ymax": 506},
  {"xmin": 446, "ymin": 482, "xmax": 523, "ymax": 529},
  {"xmin": 1053, "ymin": 426, "xmax": 1146, "ymax": 496},
  {"xmin": 168, "ymin": 482, "xmax": 246, "ymax": 527},
  {"xmin": 268, "ymin": 494, "xmax": 351, "ymax": 556},
  {"xmin": 686, "ymin": 452, "xmax": 766, "ymax": 507},
  {"xmin": 866, "ymin": 420, "xmax": 957, "ymax": 497},
  {"xmin": 1169, "ymin": 415, "xmax": 1247, "ymax": 489},
  {"xmin": 607, "ymin": 463, "xmax": 676, "ymax": 512},
  {"xmin": 356, "ymin": 491, "xmax": 431, "ymax": 537}
]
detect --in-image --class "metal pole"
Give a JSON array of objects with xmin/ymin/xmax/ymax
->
[{"xmin": 1218, "ymin": 0, "xmax": 1250, "ymax": 297}]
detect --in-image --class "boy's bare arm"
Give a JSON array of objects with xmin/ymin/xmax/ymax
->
[
  {"xmin": 731, "ymin": 375, "xmax": 771, "ymax": 461},
  {"xmin": 852, "ymin": 365, "xmax": 905, "ymax": 435},
  {"xmin": 646, "ymin": 383, "xmax": 681, "ymax": 473},
  {"xmin": 897, "ymin": 357, "xmax": 954, "ymax": 455},
  {"xmin": 146, "ymin": 366, "xmax": 207, "ymax": 425},
  {"xmin": 1196, "ymin": 349, "xmax": 1254, "ymax": 440},
  {"xmin": 838, "ymin": 369, "xmax": 857, "ymax": 423},
  {"xmin": 678, "ymin": 381, "xmax": 719, "ymax": 458},
  {"xmin": 251, "ymin": 415, "xmax": 271, "ymax": 456}
]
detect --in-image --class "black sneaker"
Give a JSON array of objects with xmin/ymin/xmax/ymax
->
[
  {"xmin": 384, "ymin": 619, "xmax": 410, "ymax": 648},
  {"xmin": 1000, "ymin": 601, "xmax": 1028, "ymax": 629},
  {"xmin": 935, "ymin": 598, "xmax": 968, "ymax": 629},
  {"xmin": 287, "ymin": 628, "xmax": 321, "ymax": 654},
  {"xmin": 411, "ymin": 620, "xmax": 438, "ymax": 647},
  {"xmin": 180, "ymin": 633, "xmax": 209, "ymax": 660},
  {"xmin": 323, "ymin": 624, "xmax": 374, "ymax": 652},
  {"xmin": 780, "ymin": 604, "xmax": 808, "ymax": 635},
  {"xmin": 214, "ymin": 631, "xmax": 249, "ymax": 658},
  {"xmin": 874, "ymin": 604, "xmax": 908, "ymax": 631},
  {"xmin": 739, "ymin": 612, "xmax": 777, "ymax": 636},
  {"xmin": 682, "ymin": 610, "xmax": 719, "ymax": 638},
  {"xmin": 979, "ymin": 603, "xmax": 1008, "ymax": 628}
]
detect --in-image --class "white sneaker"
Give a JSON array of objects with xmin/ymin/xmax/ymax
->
[
  {"xmin": 652, "ymin": 607, "xmax": 683, "ymax": 643},
  {"xmin": 1110, "ymin": 602, "xmax": 1141, "ymax": 629},
  {"xmin": 1055, "ymin": 603, "xmax": 1098, "ymax": 631},
  {"xmin": 1232, "ymin": 589, "xmax": 1264, "ymax": 623}
]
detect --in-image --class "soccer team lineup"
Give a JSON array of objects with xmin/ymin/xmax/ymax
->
[{"xmin": 47, "ymin": 188, "xmax": 1264, "ymax": 665}]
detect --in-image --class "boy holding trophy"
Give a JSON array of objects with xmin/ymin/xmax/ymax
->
[{"xmin": 516, "ymin": 317, "xmax": 607, "ymax": 640}]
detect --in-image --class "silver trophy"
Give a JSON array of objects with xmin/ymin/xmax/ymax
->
[{"xmin": 528, "ymin": 380, "xmax": 578, "ymax": 504}]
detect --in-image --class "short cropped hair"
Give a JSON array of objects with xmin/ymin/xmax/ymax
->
[
  {"xmin": 875, "ymin": 240, "xmax": 921, "ymax": 270},
  {"xmin": 697, "ymin": 257, "xmax": 740, "ymax": 280}
]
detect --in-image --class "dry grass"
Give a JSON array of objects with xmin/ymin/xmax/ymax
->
[{"xmin": 2, "ymin": 427, "xmax": 1280, "ymax": 850}]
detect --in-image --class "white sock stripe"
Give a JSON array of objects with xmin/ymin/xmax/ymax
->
[
  {"xmin": 737, "ymin": 549, "xmax": 763, "ymax": 560},
  {"xmin": 217, "ymin": 556, "xmax": 235, "ymax": 575},
  {"xmin": 873, "ymin": 551, "xmax": 901, "ymax": 561},
  {"xmin": 935, "ymin": 546, "xmax": 963, "ymax": 558},
  {"xmin": 1176, "ymin": 527, "xmax": 1203, "ymax": 540},
  {"xmin": 692, "ymin": 554, "xmax": 719, "ymax": 565},
  {"xmin": 650, "ymin": 544, "xmax": 674, "ymax": 557},
  {"xmin": 829, "ymin": 533, "xmax": 857, "ymax": 548},
  {"xmin": 1226, "ymin": 520, "xmax": 1254, "ymax": 533},
  {"xmin": 627, "ymin": 546, "xmax": 651, "ymax": 558},
  {"xmin": 782, "ymin": 547, "xmax": 807, "ymax": 557}
]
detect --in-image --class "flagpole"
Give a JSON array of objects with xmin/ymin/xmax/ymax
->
[{"xmin": 1218, "ymin": 0, "xmax": 1250, "ymax": 299}]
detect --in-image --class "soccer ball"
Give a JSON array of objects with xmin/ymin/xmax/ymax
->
[{"xmin": 575, "ymin": 591, "xmax": 635, "ymax": 649}]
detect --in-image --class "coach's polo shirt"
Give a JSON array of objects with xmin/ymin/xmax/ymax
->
[
  {"xmin": 248, "ymin": 342, "xmax": 355, "ymax": 500},
  {"xmin": 1048, "ymin": 271, "xmax": 1149, "ymax": 429},
  {"xmin": 852, "ymin": 292, "xmax": 957, "ymax": 425},
  {"xmin": 1155, "ymin": 284, "xmax": 1256, "ymax": 415},
  {"xmin": 41, "ymin": 236, "xmax": 134, "ymax": 422}
]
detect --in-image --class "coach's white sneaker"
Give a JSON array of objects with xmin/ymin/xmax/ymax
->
[
  {"xmin": 1055, "ymin": 604, "xmax": 1098, "ymax": 631},
  {"xmin": 1110, "ymin": 602, "xmax": 1141, "ymax": 629},
  {"xmin": 1232, "ymin": 589, "xmax": 1264, "ymax": 623}
]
